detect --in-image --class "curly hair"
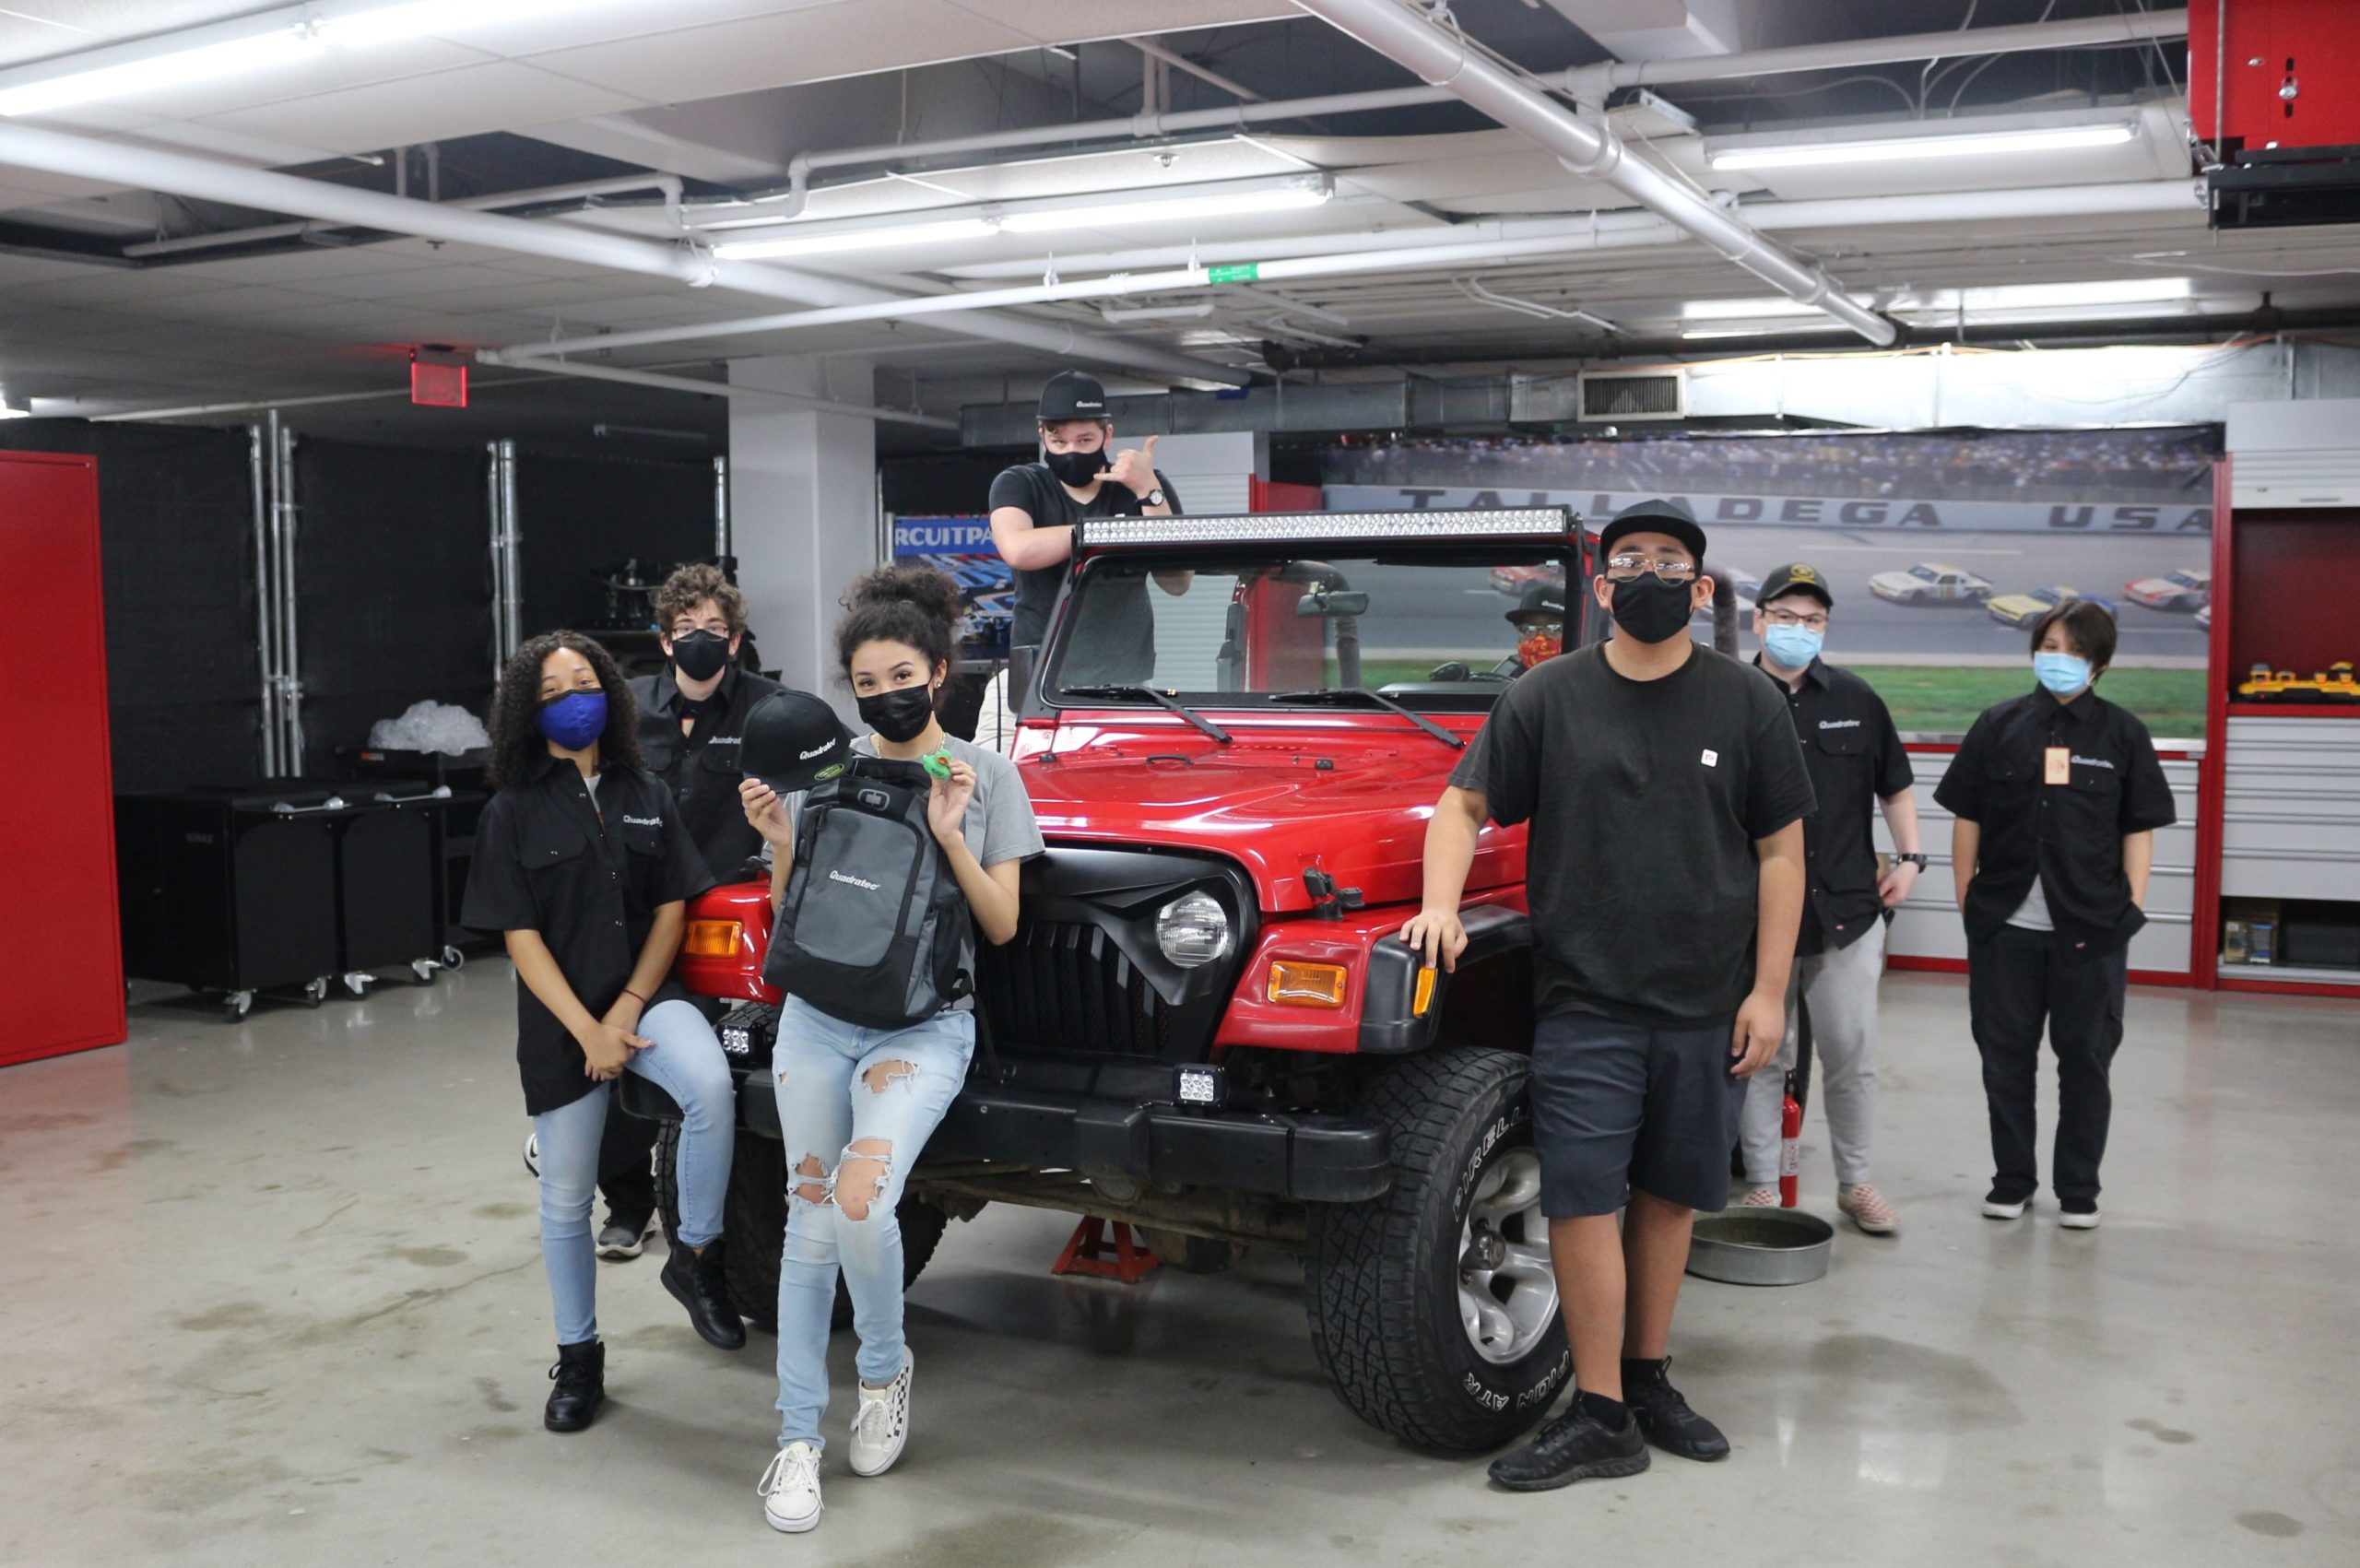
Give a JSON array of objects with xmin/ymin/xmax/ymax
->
[
  {"xmin": 488, "ymin": 630, "xmax": 643, "ymax": 790},
  {"xmin": 652, "ymin": 560, "xmax": 745, "ymax": 636},
  {"xmin": 834, "ymin": 563, "xmax": 962, "ymax": 686}
]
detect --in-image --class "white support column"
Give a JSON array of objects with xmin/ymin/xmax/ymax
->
[
  {"xmin": 1138, "ymin": 430, "xmax": 1268, "ymax": 515},
  {"xmin": 728, "ymin": 355, "xmax": 879, "ymax": 709}
]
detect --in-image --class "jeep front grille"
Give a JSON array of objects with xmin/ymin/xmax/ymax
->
[{"xmin": 980, "ymin": 920, "xmax": 1181, "ymax": 1058}]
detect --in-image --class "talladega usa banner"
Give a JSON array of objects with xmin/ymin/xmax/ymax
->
[
  {"xmin": 1320, "ymin": 485, "xmax": 2213, "ymax": 534},
  {"xmin": 891, "ymin": 515, "xmax": 1012, "ymax": 654}
]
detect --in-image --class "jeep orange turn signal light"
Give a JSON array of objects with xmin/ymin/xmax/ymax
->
[
  {"xmin": 682, "ymin": 918, "xmax": 743, "ymax": 958},
  {"xmin": 1412, "ymin": 965, "xmax": 1438, "ymax": 1018},
  {"xmin": 1268, "ymin": 961, "xmax": 1349, "ymax": 1008}
]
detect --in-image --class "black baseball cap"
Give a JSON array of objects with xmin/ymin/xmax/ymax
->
[
  {"xmin": 740, "ymin": 690, "xmax": 856, "ymax": 795},
  {"xmin": 1594, "ymin": 499, "xmax": 1707, "ymax": 566},
  {"xmin": 1038, "ymin": 369, "xmax": 1110, "ymax": 423},
  {"xmin": 1506, "ymin": 582, "xmax": 1567, "ymax": 626},
  {"xmin": 1757, "ymin": 562, "xmax": 1834, "ymax": 609}
]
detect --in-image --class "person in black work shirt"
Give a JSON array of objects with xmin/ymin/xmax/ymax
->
[
  {"xmin": 1404, "ymin": 501, "xmax": 1815, "ymax": 1493},
  {"xmin": 1735, "ymin": 564, "xmax": 1924, "ymax": 1236},
  {"xmin": 462, "ymin": 630, "xmax": 747, "ymax": 1435},
  {"xmin": 1935, "ymin": 599, "xmax": 2175, "ymax": 1231},
  {"xmin": 579, "ymin": 565, "xmax": 783, "ymax": 1262},
  {"xmin": 986, "ymin": 368, "xmax": 1185, "ymax": 685}
]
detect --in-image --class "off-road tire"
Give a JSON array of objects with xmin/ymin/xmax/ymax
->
[
  {"xmin": 656, "ymin": 1123, "xmax": 948, "ymax": 1333},
  {"xmin": 1304, "ymin": 1046, "xmax": 1569, "ymax": 1453},
  {"xmin": 1137, "ymin": 1230, "xmax": 1245, "ymax": 1274}
]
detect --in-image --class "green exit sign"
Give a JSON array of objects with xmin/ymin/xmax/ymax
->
[{"xmin": 1207, "ymin": 263, "xmax": 1260, "ymax": 283}]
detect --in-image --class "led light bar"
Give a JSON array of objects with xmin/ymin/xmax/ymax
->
[
  {"xmin": 1079, "ymin": 508, "xmax": 1577, "ymax": 549},
  {"xmin": 1708, "ymin": 122, "xmax": 2136, "ymax": 172}
]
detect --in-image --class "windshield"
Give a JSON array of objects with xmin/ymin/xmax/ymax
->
[
  {"xmin": 1909, "ymin": 565, "xmax": 1940, "ymax": 582},
  {"xmin": 1045, "ymin": 548, "xmax": 1574, "ymax": 709}
]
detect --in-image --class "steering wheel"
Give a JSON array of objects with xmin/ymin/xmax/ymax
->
[{"xmin": 1427, "ymin": 661, "xmax": 1514, "ymax": 684}]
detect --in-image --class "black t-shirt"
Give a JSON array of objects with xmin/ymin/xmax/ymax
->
[
  {"xmin": 986, "ymin": 462, "xmax": 1183, "ymax": 660},
  {"xmin": 1934, "ymin": 686, "xmax": 2176, "ymax": 961},
  {"xmin": 1450, "ymin": 641, "xmax": 1817, "ymax": 1025},
  {"xmin": 459, "ymin": 754, "xmax": 716, "ymax": 1115},
  {"xmin": 631, "ymin": 662, "xmax": 785, "ymax": 884},
  {"xmin": 1751, "ymin": 656, "xmax": 1915, "ymax": 955}
]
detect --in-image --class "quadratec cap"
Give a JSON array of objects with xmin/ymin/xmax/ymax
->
[
  {"xmin": 740, "ymin": 690, "xmax": 856, "ymax": 796},
  {"xmin": 1594, "ymin": 498, "xmax": 1707, "ymax": 565},
  {"xmin": 1756, "ymin": 562, "xmax": 1834, "ymax": 608},
  {"xmin": 1037, "ymin": 369, "xmax": 1109, "ymax": 421}
]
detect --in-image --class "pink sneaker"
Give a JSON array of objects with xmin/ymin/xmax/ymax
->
[
  {"xmin": 1739, "ymin": 1186, "xmax": 1779, "ymax": 1208},
  {"xmin": 1838, "ymin": 1185, "xmax": 1900, "ymax": 1235}
]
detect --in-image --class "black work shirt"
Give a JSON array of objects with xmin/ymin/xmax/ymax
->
[
  {"xmin": 1752, "ymin": 656, "xmax": 1915, "ymax": 956},
  {"xmin": 1934, "ymin": 687, "xmax": 2176, "ymax": 963},
  {"xmin": 986, "ymin": 462, "xmax": 1183, "ymax": 660},
  {"xmin": 1450, "ymin": 642, "xmax": 1817, "ymax": 1026},
  {"xmin": 459, "ymin": 754, "xmax": 715, "ymax": 1115},
  {"xmin": 631, "ymin": 662, "xmax": 784, "ymax": 883}
]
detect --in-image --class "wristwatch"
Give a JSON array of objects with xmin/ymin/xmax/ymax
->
[
  {"xmin": 1141, "ymin": 487, "xmax": 1166, "ymax": 508},
  {"xmin": 1894, "ymin": 853, "xmax": 1929, "ymax": 868}
]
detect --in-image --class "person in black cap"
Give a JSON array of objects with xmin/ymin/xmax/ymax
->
[
  {"xmin": 1505, "ymin": 581, "xmax": 1569, "ymax": 671},
  {"xmin": 1403, "ymin": 499, "xmax": 1814, "ymax": 1493},
  {"xmin": 986, "ymin": 369, "xmax": 1185, "ymax": 684},
  {"xmin": 1734, "ymin": 564, "xmax": 1923, "ymax": 1236}
]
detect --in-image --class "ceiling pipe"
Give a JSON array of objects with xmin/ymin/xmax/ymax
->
[
  {"xmin": 0, "ymin": 121, "xmax": 1245, "ymax": 387},
  {"xmin": 1564, "ymin": 7, "xmax": 2188, "ymax": 100},
  {"xmin": 485, "ymin": 358, "xmax": 961, "ymax": 430},
  {"xmin": 122, "ymin": 173, "xmax": 686, "ymax": 259},
  {"xmin": 1286, "ymin": 0, "xmax": 1897, "ymax": 346},
  {"xmin": 1130, "ymin": 38, "xmax": 1265, "ymax": 102},
  {"xmin": 485, "ymin": 180, "xmax": 2202, "ymax": 366}
]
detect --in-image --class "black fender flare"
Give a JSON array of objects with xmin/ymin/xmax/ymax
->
[{"xmin": 1357, "ymin": 904, "xmax": 1530, "ymax": 1055}]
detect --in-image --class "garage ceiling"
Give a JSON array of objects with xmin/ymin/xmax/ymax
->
[{"xmin": 0, "ymin": 0, "xmax": 2352, "ymax": 448}]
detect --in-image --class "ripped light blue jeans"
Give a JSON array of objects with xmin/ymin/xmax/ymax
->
[{"xmin": 772, "ymin": 995, "xmax": 974, "ymax": 1451}]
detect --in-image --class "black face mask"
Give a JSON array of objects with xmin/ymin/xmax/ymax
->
[
  {"xmin": 1608, "ymin": 574, "xmax": 1696, "ymax": 644},
  {"xmin": 669, "ymin": 629, "xmax": 731, "ymax": 682},
  {"xmin": 857, "ymin": 683, "xmax": 937, "ymax": 744},
  {"xmin": 1044, "ymin": 447, "xmax": 1108, "ymax": 488}
]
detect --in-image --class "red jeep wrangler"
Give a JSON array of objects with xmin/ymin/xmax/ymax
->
[{"xmin": 647, "ymin": 506, "xmax": 1590, "ymax": 1453}]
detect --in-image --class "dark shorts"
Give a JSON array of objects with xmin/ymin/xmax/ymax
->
[{"xmin": 1529, "ymin": 1010, "xmax": 1748, "ymax": 1218}]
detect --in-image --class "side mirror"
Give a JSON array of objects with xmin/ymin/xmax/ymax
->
[{"xmin": 1297, "ymin": 589, "xmax": 1371, "ymax": 618}]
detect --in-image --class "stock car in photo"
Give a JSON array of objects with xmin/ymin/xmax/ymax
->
[
  {"xmin": 2124, "ymin": 566, "xmax": 2212, "ymax": 611},
  {"xmin": 1869, "ymin": 561, "xmax": 1994, "ymax": 606},
  {"xmin": 1986, "ymin": 584, "xmax": 2118, "ymax": 631}
]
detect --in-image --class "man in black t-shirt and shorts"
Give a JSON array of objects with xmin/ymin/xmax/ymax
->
[
  {"xmin": 986, "ymin": 369, "xmax": 1184, "ymax": 687},
  {"xmin": 1402, "ymin": 501, "xmax": 1815, "ymax": 1493}
]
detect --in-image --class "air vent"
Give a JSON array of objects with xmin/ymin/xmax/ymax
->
[{"xmin": 1577, "ymin": 369, "xmax": 1685, "ymax": 421}]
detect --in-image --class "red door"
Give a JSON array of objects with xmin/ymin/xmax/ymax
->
[{"xmin": 0, "ymin": 451, "xmax": 124, "ymax": 1064}]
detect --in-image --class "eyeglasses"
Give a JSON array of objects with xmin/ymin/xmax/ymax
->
[
  {"xmin": 1515, "ymin": 619, "xmax": 1565, "ymax": 636},
  {"xmin": 670, "ymin": 621, "xmax": 729, "ymax": 637},
  {"xmin": 1763, "ymin": 609, "xmax": 1829, "ymax": 631},
  {"xmin": 1604, "ymin": 555, "xmax": 1697, "ymax": 584}
]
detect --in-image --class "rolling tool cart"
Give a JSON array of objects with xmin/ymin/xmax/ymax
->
[
  {"xmin": 326, "ymin": 779, "xmax": 459, "ymax": 992},
  {"xmin": 339, "ymin": 746, "xmax": 490, "ymax": 971}
]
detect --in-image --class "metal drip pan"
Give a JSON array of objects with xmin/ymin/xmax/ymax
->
[{"xmin": 1686, "ymin": 1207, "xmax": 1835, "ymax": 1286}]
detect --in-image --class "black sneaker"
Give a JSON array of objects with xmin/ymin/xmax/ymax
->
[
  {"xmin": 1487, "ymin": 1409, "xmax": 1649, "ymax": 1492},
  {"xmin": 544, "ymin": 1339, "xmax": 605, "ymax": 1432},
  {"xmin": 661, "ymin": 1236, "xmax": 747, "ymax": 1351},
  {"xmin": 596, "ymin": 1212, "xmax": 655, "ymax": 1261},
  {"xmin": 1625, "ymin": 1360, "xmax": 1729, "ymax": 1461}
]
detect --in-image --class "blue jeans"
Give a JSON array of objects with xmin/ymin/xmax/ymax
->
[
  {"xmin": 772, "ymin": 996, "xmax": 974, "ymax": 1451},
  {"xmin": 531, "ymin": 998, "xmax": 735, "ymax": 1346}
]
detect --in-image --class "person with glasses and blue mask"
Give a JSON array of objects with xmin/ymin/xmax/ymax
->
[
  {"xmin": 1935, "ymin": 599, "xmax": 2175, "ymax": 1232},
  {"xmin": 1404, "ymin": 500, "xmax": 1815, "ymax": 1493},
  {"xmin": 1735, "ymin": 565, "xmax": 1921, "ymax": 1235}
]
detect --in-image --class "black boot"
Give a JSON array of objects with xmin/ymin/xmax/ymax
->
[
  {"xmin": 662, "ymin": 1235, "xmax": 747, "ymax": 1351},
  {"xmin": 544, "ymin": 1339, "xmax": 605, "ymax": 1432}
]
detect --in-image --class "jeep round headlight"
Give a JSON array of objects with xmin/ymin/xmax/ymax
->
[{"xmin": 1156, "ymin": 890, "xmax": 1231, "ymax": 969}]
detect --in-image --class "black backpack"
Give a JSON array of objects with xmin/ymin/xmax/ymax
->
[{"xmin": 761, "ymin": 756, "xmax": 969, "ymax": 1031}]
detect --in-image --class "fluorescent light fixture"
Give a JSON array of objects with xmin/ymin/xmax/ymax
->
[
  {"xmin": 1682, "ymin": 296, "xmax": 1835, "ymax": 321},
  {"xmin": 1708, "ymin": 122, "xmax": 2136, "ymax": 171},
  {"xmin": 1890, "ymin": 277, "xmax": 2193, "ymax": 312},
  {"xmin": 1682, "ymin": 324, "xmax": 1852, "ymax": 341},
  {"xmin": 712, "ymin": 218, "xmax": 999, "ymax": 262},
  {"xmin": 999, "ymin": 181, "xmax": 1331, "ymax": 233},
  {"xmin": 315, "ymin": 0, "xmax": 627, "ymax": 47},
  {"xmin": 0, "ymin": 29, "xmax": 321, "ymax": 118}
]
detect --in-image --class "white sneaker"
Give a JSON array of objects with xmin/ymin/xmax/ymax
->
[
  {"xmin": 1981, "ymin": 1193, "xmax": 2027, "ymax": 1220},
  {"xmin": 1738, "ymin": 1186, "xmax": 1780, "ymax": 1208},
  {"xmin": 848, "ymin": 1351, "xmax": 913, "ymax": 1478},
  {"xmin": 2059, "ymin": 1208, "xmax": 2101, "ymax": 1231},
  {"xmin": 758, "ymin": 1443, "xmax": 823, "ymax": 1533},
  {"xmin": 522, "ymin": 1131, "xmax": 539, "ymax": 1178}
]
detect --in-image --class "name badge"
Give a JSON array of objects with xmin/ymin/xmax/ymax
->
[{"xmin": 2044, "ymin": 747, "xmax": 2071, "ymax": 785}]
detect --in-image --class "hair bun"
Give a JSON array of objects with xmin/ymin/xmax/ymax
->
[{"xmin": 844, "ymin": 562, "xmax": 961, "ymax": 627}]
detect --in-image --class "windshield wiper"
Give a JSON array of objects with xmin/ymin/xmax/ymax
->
[
  {"xmin": 1266, "ymin": 689, "xmax": 1465, "ymax": 750},
  {"xmin": 1061, "ymin": 684, "xmax": 1233, "ymax": 744}
]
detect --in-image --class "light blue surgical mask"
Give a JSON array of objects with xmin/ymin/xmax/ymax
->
[
  {"xmin": 2034, "ymin": 652, "xmax": 2092, "ymax": 697},
  {"xmin": 1763, "ymin": 624, "xmax": 1823, "ymax": 670}
]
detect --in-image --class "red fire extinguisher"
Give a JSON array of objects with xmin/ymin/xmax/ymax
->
[{"xmin": 1779, "ymin": 1071, "xmax": 1802, "ymax": 1209}]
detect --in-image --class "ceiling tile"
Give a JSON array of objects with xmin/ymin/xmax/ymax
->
[
  {"xmin": 194, "ymin": 59, "xmax": 646, "ymax": 153},
  {"xmin": 522, "ymin": 1, "xmax": 1032, "ymax": 101}
]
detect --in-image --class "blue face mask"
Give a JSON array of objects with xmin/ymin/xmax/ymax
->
[
  {"xmin": 2034, "ymin": 652, "xmax": 2092, "ymax": 697},
  {"xmin": 537, "ymin": 689, "xmax": 608, "ymax": 750},
  {"xmin": 1763, "ymin": 624, "xmax": 1823, "ymax": 670}
]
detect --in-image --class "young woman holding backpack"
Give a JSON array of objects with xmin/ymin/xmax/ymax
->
[{"xmin": 738, "ymin": 565, "xmax": 1042, "ymax": 1534}]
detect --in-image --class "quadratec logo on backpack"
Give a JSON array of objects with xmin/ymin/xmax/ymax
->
[{"xmin": 828, "ymin": 868, "xmax": 881, "ymax": 892}]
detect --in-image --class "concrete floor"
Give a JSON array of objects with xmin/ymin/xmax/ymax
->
[{"xmin": 2, "ymin": 964, "xmax": 2354, "ymax": 1567}]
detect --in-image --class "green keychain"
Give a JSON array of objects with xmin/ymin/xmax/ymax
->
[{"xmin": 920, "ymin": 747, "xmax": 955, "ymax": 781}]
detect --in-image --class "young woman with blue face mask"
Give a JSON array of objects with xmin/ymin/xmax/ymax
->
[
  {"xmin": 1934, "ymin": 600, "xmax": 2177, "ymax": 1232},
  {"xmin": 463, "ymin": 630, "xmax": 746, "ymax": 1433}
]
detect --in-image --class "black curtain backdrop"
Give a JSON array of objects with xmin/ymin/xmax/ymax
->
[{"xmin": 514, "ymin": 452, "xmax": 716, "ymax": 643}]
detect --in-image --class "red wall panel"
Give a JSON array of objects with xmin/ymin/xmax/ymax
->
[
  {"xmin": 2190, "ymin": 0, "xmax": 2360, "ymax": 151},
  {"xmin": 0, "ymin": 451, "xmax": 124, "ymax": 1065}
]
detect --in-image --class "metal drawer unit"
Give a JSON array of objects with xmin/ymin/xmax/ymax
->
[{"xmin": 2218, "ymin": 716, "xmax": 2360, "ymax": 903}]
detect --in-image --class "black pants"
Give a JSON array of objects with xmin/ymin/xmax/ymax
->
[
  {"xmin": 596, "ymin": 1091, "xmax": 657, "ymax": 1227},
  {"xmin": 1966, "ymin": 925, "xmax": 2128, "ymax": 1206}
]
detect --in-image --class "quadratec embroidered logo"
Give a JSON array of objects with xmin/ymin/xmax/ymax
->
[
  {"xmin": 798, "ymin": 742, "xmax": 837, "ymax": 760},
  {"xmin": 620, "ymin": 814, "xmax": 663, "ymax": 827},
  {"xmin": 828, "ymin": 868, "xmax": 880, "ymax": 891},
  {"xmin": 1818, "ymin": 718, "xmax": 1860, "ymax": 729},
  {"xmin": 2071, "ymin": 754, "xmax": 2115, "ymax": 770}
]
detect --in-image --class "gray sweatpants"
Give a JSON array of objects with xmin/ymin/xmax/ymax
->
[{"xmin": 1740, "ymin": 917, "xmax": 1887, "ymax": 1190}]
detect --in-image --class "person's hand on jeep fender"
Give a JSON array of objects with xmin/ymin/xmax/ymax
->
[
  {"xmin": 578, "ymin": 1020, "xmax": 650, "ymax": 1081},
  {"xmin": 739, "ymin": 776, "xmax": 793, "ymax": 848},
  {"xmin": 927, "ymin": 760, "xmax": 977, "ymax": 846},
  {"xmin": 1729, "ymin": 988, "xmax": 1784, "ymax": 1078},
  {"xmin": 1398, "ymin": 908, "xmax": 1468, "ymax": 973}
]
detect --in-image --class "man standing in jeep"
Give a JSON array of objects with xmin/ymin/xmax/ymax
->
[{"xmin": 1403, "ymin": 500, "xmax": 1814, "ymax": 1492}]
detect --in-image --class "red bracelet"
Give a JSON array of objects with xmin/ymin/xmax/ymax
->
[{"xmin": 621, "ymin": 988, "xmax": 649, "ymax": 1007}]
